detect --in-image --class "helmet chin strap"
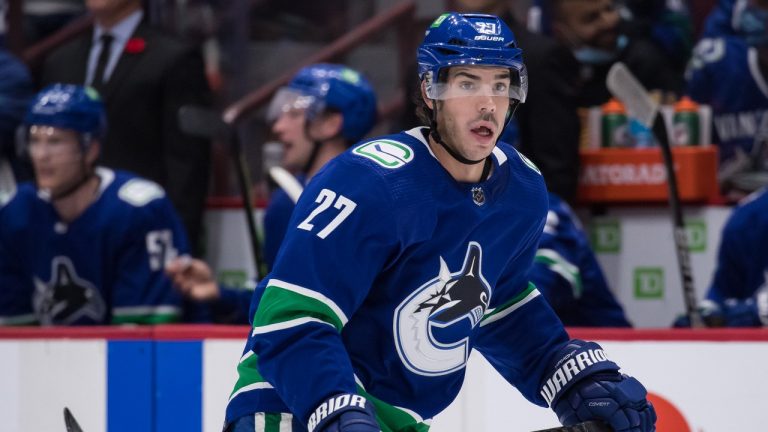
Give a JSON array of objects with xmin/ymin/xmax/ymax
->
[
  {"xmin": 428, "ymin": 102, "xmax": 486, "ymax": 166},
  {"xmin": 428, "ymin": 101, "xmax": 494, "ymax": 183},
  {"xmin": 301, "ymin": 120, "xmax": 336, "ymax": 175}
]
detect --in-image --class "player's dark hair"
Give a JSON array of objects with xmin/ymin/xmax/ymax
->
[{"xmin": 413, "ymin": 85, "xmax": 431, "ymax": 127}]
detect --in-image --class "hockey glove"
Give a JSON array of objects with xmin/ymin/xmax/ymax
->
[
  {"xmin": 542, "ymin": 340, "xmax": 656, "ymax": 432},
  {"xmin": 673, "ymin": 293, "xmax": 768, "ymax": 327},
  {"xmin": 307, "ymin": 393, "xmax": 380, "ymax": 432}
]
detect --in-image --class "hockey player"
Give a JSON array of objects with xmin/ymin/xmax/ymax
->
[
  {"xmin": 165, "ymin": 64, "xmax": 377, "ymax": 323},
  {"xmin": 0, "ymin": 84, "xmax": 189, "ymax": 325},
  {"xmin": 687, "ymin": 0, "xmax": 768, "ymax": 196},
  {"xmin": 705, "ymin": 187, "xmax": 768, "ymax": 325},
  {"xmin": 263, "ymin": 63, "xmax": 378, "ymax": 270},
  {"xmin": 675, "ymin": 187, "xmax": 768, "ymax": 327},
  {"xmin": 223, "ymin": 13, "xmax": 656, "ymax": 432},
  {"xmin": 530, "ymin": 192, "xmax": 632, "ymax": 327}
]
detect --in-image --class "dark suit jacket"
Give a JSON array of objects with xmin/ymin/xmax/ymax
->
[{"xmin": 41, "ymin": 20, "xmax": 211, "ymax": 254}]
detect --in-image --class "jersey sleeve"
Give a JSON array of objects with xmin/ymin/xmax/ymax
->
[
  {"xmin": 110, "ymin": 194, "xmax": 189, "ymax": 324},
  {"xmin": 473, "ymin": 210, "xmax": 570, "ymax": 407},
  {"xmin": 529, "ymin": 209, "xmax": 582, "ymax": 312},
  {"xmin": 249, "ymin": 159, "xmax": 400, "ymax": 424},
  {"xmin": 707, "ymin": 202, "xmax": 761, "ymax": 302}
]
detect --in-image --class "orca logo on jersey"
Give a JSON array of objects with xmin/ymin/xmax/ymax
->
[
  {"xmin": 394, "ymin": 242, "xmax": 491, "ymax": 376},
  {"xmin": 32, "ymin": 256, "xmax": 106, "ymax": 325}
]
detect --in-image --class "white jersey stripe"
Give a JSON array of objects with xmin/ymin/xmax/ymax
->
[
  {"xmin": 255, "ymin": 412, "xmax": 265, "ymax": 432},
  {"xmin": 279, "ymin": 413, "xmax": 293, "ymax": 432},
  {"xmin": 228, "ymin": 382, "xmax": 274, "ymax": 403},
  {"xmin": 112, "ymin": 305, "xmax": 181, "ymax": 317},
  {"xmin": 252, "ymin": 317, "xmax": 335, "ymax": 336}
]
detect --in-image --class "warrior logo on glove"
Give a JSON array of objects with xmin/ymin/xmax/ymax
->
[{"xmin": 394, "ymin": 242, "xmax": 491, "ymax": 376}]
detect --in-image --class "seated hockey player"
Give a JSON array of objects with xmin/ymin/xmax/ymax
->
[
  {"xmin": 223, "ymin": 13, "xmax": 656, "ymax": 432},
  {"xmin": 531, "ymin": 192, "xmax": 632, "ymax": 327},
  {"xmin": 165, "ymin": 63, "xmax": 377, "ymax": 323},
  {"xmin": 0, "ymin": 84, "xmax": 189, "ymax": 325},
  {"xmin": 675, "ymin": 187, "xmax": 768, "ymax": 327},
  {"xmin": 687, "ymin": 0, "xmax": 768, "ymax": 197}
]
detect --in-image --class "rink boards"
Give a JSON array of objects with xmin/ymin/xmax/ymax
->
[{"xmin": 0, "ymin": 326, "xmax": 766, "ymax": 432}]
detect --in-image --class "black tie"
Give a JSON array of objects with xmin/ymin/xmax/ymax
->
[{"xmin": 92, "ymin": 33, "xmax": 114, "ymax": 91}]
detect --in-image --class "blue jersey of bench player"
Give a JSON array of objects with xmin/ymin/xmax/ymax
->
[
  {"xmin": 708, "ymin": 187, "xmax": 768, "ymax": 303},
  {"xmin": 0, "ymin": 168, "xmax": 188, "ymax": 325},
  {"xmin": 225, "ymin": 128, "xmax": 571, "ymax": 430},
  {"xmin": 687, "ymin": 36, "xmax": 768, "ymax": 169},
  {"xmin": 529, "ymin": 193, "xmax": 631, "ymax": 327}
]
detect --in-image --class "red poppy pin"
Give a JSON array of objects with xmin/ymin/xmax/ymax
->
[{"xmin": 125, "ymin": 37, "xmax": 146, "ymax": 54}]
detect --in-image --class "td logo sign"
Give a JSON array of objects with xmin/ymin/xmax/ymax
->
[
  {"xmin": 591, "ymin": 219, "xmax": 621, "ymax": 253},
  {"xmin": 634, "ymin": 267, "xmax": 664, "ymax": 299},
  {"xmin": 685, "ymin": 219, "xmax": 707, "ymax": 253}
]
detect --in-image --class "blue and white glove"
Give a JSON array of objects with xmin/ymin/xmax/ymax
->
[
  {"xmin": 673, "ymin": 294, "xmax": 768, "ymax": 327},
  {"xmin": 542, "ymin": 340, "xmax": 656, "ymax": 432},
  {"xmin": 307, "ymin": 393, "xmax": 380, "ymax": 432}
]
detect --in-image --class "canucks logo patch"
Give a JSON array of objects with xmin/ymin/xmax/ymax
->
[
  {"xmin": 32, "ymin": 256, "xmax": 106, "ymax": 325},
  {"xmin": 394, "ymin": 242, "xmax": 491, "ymax": 376},
  {"xmin": 353, "ymin": 140, "xmax": 414, "ymax": 169}
]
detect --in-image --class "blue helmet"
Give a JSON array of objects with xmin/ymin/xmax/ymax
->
[
  {"xmin": 25, "ymin": 84, "xmax": 107, "ymax": 142},
  {"xmin": 269, "ymin": 63, "xmax": 378, "ymax": 143},
  {"xmin": 417, "ymin": 13, "xmax": 528, "ymax": 103}
]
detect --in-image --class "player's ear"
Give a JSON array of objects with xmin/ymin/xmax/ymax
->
[
  {"xmin": 85, "ymin": 140, "xmax": 100, "ymax": 166},
  {"xmin": 420, "ymin": 81, "xmax": 434, "ymax": 110},
  {"xmin": 309, "ymin": 112, "xmax": 343, "ymax": 141}
]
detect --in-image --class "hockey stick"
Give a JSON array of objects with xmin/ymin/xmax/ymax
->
[
  {"xmin": 606, "ymin": 63, "xmax": 703, "ymax": 328},
  {"xmin": 178, "ymin": 105, "xmax": 264, "ymax": 279},
  {"xmin": 269, "ymin": 166, "xmax": 304, "ymax": 204},
  {"xmin": 532, "ymin": 420, "xmax": 611, "ymax": 432},
  {"xmin": 63, "ymin": 407, "xmax": 84, "ymax": 432}
]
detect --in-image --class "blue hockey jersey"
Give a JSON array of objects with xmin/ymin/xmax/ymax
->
[
  {"xmin": 225, "ymin": 128, "xmax": 570, "ymax": 431},
  {"xmin": 263, "ymin": 174, "xmax": 306, "ymax": 270},
  {"xmin": 0, "ymin": 168, "xmax": 188, "ymax": 325},
  {"xmin": 707, "ymin": 187, "xmax": 768, "ymax": 302},
  {"xmin": 529, "ymin": 193, "xmax": 631, "ymax": 327},
  {"xmin": 687, "ymin": 36, "xmax": 768, "ymax": 170}
]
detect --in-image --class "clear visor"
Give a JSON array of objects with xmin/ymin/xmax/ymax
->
[
  {"xmin": 266, "ymin": 88, "xmax": 324, "ymax": 122},
  {"xmin": 425, "ymin": 65, "xmax": 528, "ymax": 103}
]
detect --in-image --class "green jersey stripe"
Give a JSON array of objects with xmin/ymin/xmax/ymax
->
[
  {"xmin": 0, "ymin": 314, "xmax": 38, "ymax": 325},
  {"xmin": 357, "ymin": 386, "xmax": 431, "ymax": 432},
  {"xmin": 480, "ymin": 283, "xmax": 540, "ymax": 327},
  {"xmin": 230, "ymin": 352, "xmax": 271, "ymax": 402},
  {"xmin": 111, "ymin": 305, "xmax": 180, "ymax": 324},
  {"xmin": 252, "ymin": 285, "xmax": 345, "ymax": 332},
  {"xmin": 111, "ymin": 312, "xmax": 180, "ymax": 324},
  {"xmin": 535, "ymin": 248, "xmax": 583, "ymax": 298},
  {"xmin": 268, "ymin": 279, "xmax": 348, "ymax": 325}
]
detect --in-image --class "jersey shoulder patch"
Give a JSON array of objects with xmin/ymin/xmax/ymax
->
[
  {"xmin": 117, "ymin": 179, "xmax": 165, "ymax": 207},
  {"xmin": 353, "ymin": 139, "xmax": 415, "ymax": 169},
  {"xmin": 514, "ymin": 148, "xmax": 542, "ymax": 175}
]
